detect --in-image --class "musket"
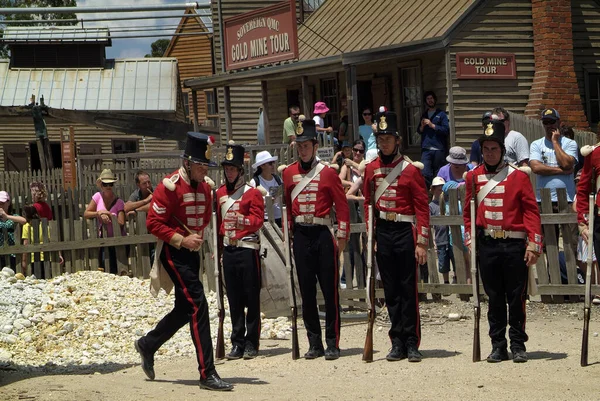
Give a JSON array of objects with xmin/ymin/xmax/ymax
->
[
  {"xmin": 581, "ymin": 169, "xmax": 595, "ymax": 367},
  {"xmin": 282, "ymin": 205, "xmax": 300, "ymax": 359},
  {"xmin": 212, "ymin": 191, "xmax": 225, "ymax": 360},
  {"xmin": 362, "ymin": 202, "xmax": 375, "ymax": 362},
  {"xmin": 470, "ymin": 176, "xmax": 481, "ymax": 362}
]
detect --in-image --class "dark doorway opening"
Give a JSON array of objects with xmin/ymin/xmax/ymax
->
[{"xmin": 30, "ymin": 142, "xmax": 62, "ymax": 172}]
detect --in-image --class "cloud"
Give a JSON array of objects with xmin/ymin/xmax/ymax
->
[{"xmin": 75, "ymin": 0, "xmax": 197, "ymax": 58}]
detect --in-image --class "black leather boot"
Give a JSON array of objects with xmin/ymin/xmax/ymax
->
[
  {"xmin": 304, "ymin": 345, "xmax": 325, "ymax": 359},
  {"xmin": 199, "ymin": 372, "xmax": 234, "ymax": 391},
  {"xmin": 244, "ymin": 344, "xmax": 258, "ymax": 359},
  {"xmin": 406, "ymin": 345, "xmax": 422, "ymax": 362},
  {"xmin": 134, "ymin": 339, "xmax": 155, "ymax": 380},
  {"xmin": 226, "ymin": 345, "xmax": 244, "ymax": 360},
  {"xmin": 487, "ymin": 347, "xmax": 509, "ymax": 363},
  {"xmin": 324, "ymin": 346, "xmax": 340, "ymax": 360},
  {"xmin": 512, "ymin": 349, "xmax": 528, "ymax": 363},
  {"xmin": 385, "ymin": 345, "xmax": 407, "ymax": 361}
]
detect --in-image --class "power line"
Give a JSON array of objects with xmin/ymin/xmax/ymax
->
[
  {"xmin": 0, "ymin": 3, "xmax": 210, "ymax": 15},
  {"xmin": 1, "ymin": 32, "xmax": 212, "ymax": 41},
  {"xmin": 0, "ymin": 13, "xmax": 212, "ymax": 25}
]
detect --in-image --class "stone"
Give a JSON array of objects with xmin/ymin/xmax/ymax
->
[
  {"xmin": 448, "ymin": 313, "xmax": 461, "ymax": 321},
  {"xmin": 14, "ymin": 273, "xmax": 25, "ymax": 281}
]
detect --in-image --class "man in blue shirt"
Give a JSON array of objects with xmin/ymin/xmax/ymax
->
[
  {"xmin": 529, "ymin": 108, "xmax": 578, "ymax": 203},
  {"xmin": 417, "ymin": 91, "xmax": 450, "ymax": 187}
]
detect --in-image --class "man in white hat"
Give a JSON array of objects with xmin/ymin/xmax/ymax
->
[{"xmin": 250, "ymin": 150, "xmax": 282, "ymax": 226}]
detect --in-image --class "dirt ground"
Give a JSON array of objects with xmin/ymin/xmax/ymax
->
[{"xmin": 2, "ymin": 298, "xmax": 600, "ymax": 401}]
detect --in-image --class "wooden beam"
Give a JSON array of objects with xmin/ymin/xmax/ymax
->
[
  {"xmin": 445, "ymin": 48, "xmax": 456, "ymax": 147},
  {"xmin": 301, "ymin": 75, "xmax": 310, "ymax": 116},
  {"xmin": 261, "ymin": 80, "xmax": 270, "ymax": 144},
  {"xmin": 191, "ymin": 89, "xmax": 199, "ymax": 132},
  {"xmin": 223, "ymin": 85, "xmax": 233, "ymax": 143},
  {"xmin": 345, "ymin": 65, "xmax": 358, "ymax": 141}
]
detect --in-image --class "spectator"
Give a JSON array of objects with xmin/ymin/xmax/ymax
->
[
  {"xmin": 560, "ymin": 125, "xmax": 584, "ymax": 175},
  {"xmin": 0, "ymin": 191, "xmax": 25, "ymax": 270},
  {"xmin": 469, "ymin": 111, "xmax": 492, "ymax": 166},
  {"xmin": 83, "ymin": 169, "xmax": 126, "ymax": 274},
  {"xmin": 436, "ymin": 146, "xmax": 471, "ymax": 184},
  {"xmin": 125, "ymin": 170, "xmax": 154, "ymax": 215},
  {"xmin": 21, "ymin": 204, "xmax": 63, "ymax": 278},
  {"xmin": 250, "ymin": 150, "xmax": 282, "ymax": 227},
  {"xmin": 313, "ymin": 101, "xmax": 334, "ymax": 144},
  {"xmin": 529, "ymin": 108, "xmax": 578, "ymax": 203},
  {"xmin": 283, "ymin": 105, "xmax": 301, "ymax": 145},
  {"xmin": 339, "ymin": 139, "xmax": 365, "ymax": 190},
  {"xmin": 430, "ymin": 177, "xmax": 455, "ymax": 284},
  {"xmin": 491, "ymin": 107, "xmax": 529, "ymax": 166},
  {"xmin": 417, "ymin": 91, "xmax": 450, "ymax": 187},
  {"xmin": 359, "ymin": 107, "xmax": 376, "ymax": 151},
  {"xmin": 30, "ymin": 182, "xmax": 53, "ymax": 220},
  {"xmin": 331, "ymin": 141, "xmax": 353, "ymax": 167}
]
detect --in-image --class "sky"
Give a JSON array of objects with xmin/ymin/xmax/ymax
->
[{"xmin": 76, "ymin": 0, "xmax": 212, "ymax": 59}]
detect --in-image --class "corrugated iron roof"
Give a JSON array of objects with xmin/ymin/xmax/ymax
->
[
  {"xmin": 2, "ymin": 26, "xmax": 111, "ymax": 43},
  {"xmin": 0, "ymin": 59, "xmax": 178, "ymax": 112},
  {"xmin": 298, "ymin": 0, "xmax": 477, "ymax": 61}
]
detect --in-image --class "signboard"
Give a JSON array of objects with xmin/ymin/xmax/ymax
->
[
  {"xmin": 317, "ymin": 147, "xmax": 334, "ymax": 161},
  {"xmin": 61, "ymin": 126, "xmax": 77, "ymax": 191},
  {"xmin": 456, "ymin": 53, "xmax": 516, "ymax": 80},
  {"xmin": 223, "ymin": 0, "xmax": 298, "ymax": 71}
]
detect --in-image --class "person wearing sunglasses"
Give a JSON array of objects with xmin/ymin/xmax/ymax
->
[
  {"xmin": 283, "ymin": 105, "xmax": 301, "ymax": 145},
  {"xmin": 529, "ymin": 108, "xmax": 578, "ymax": 205},
  {"xmin": 83, "ymin": 169, "xmax": 126, "ymax": 274},
  {"xmin": 358, "ymin": 107, "xmax": 377, "ymax": 151},
  {"xmin": 339, "ymin": 139, "xmax": 366, "ymax": 190}
]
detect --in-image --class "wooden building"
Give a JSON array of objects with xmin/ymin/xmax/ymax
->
[
  {"xmin": 185, "ymin": 0, "xmax": 600, "ymax": 156},
  {"xmin": 0, "ymin": 27, "xmax": 183, "ymax": 172}
]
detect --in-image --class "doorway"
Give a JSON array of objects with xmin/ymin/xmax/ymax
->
[{"xmin": 29, "ymin": 141, "xmax": 62, "ymax": 172}]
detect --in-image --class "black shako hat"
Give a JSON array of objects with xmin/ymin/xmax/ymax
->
[
  {"xmin": 478, "ymin": 121, "xmax": 506, "ymax": 149},
  {"xmin": 374, "ymin": 110, "xmax": 399, "ymax": 137},
  {"xmin": 182, "ymin": 132, "xmax": 216, "ymax": 166},
  {"xmin": 221, "ymin": 142, "xmax": 246, "ymax": 168},
  {"xmin": 295, "ymin": 119, "xmax": 318, "ymax": 142}
]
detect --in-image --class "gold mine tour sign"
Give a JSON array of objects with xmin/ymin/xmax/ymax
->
[
  {"xmin": 456, "ymin": 53, "xmax": 517, "ymax": 80},
  {"xmin": 224, "ymin": 0, "xmax": 299, "ymax": 71}
]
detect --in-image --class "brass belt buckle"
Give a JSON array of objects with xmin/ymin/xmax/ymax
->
[
  {"xmin": 386, "ymin": 212, "xmax": 396, "ymax": 221},
  {"xmin": 491, "ymin": 230, "xmax": 506, "ymax": 239},
  {"xmin": 229, "ymin": 238, "xmax": 238, "ymax": 246},
  {"xmin": 304, "ymin": 215, "xmax": 314, "ymax": 224}
]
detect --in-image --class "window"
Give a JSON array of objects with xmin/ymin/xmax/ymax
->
[
  {"xmin": 112, "ymin": 139, "xmax": 138, "ymax": 155},
  {"xmin": 183, "ymin": 91, "xmax": 191, "ymax": 121},
  {"xmin": 320, "ymin": 78, "xmax": 338, "ymax": 128},
  {"xmin": 204, "ymin": 89, "xmax": 219, "ymax": 128},
  {"xmin": 399, "ymin": 64, "xmax": 423, "ymax": 147},
  {"xmin": 286, "ymin": 89, "xmax": 300, "ymax": 110},
  {"xmin": 587, "ymin": 73, "xmax": 600, "ymax": 127}
]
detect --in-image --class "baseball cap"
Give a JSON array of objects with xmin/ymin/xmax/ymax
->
[
  {"xmin": 431, "ymin": 177, "xmax": 446, "ymax": 187},
  {"xmin": 0, "ymin": 191, "xmax": 10, "ymax": 203},
  {"xmin": 541, "ymin": 108, "xmax": 560, "ymax": 121}
]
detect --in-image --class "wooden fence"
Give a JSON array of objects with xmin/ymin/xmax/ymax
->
[
  {"xmin": 511, "ymin": 112, "xmax": 596, "ymax": 147},
  {"xmin": 3, "ymin": 185, "xmax": 598, "ymax": 306}
]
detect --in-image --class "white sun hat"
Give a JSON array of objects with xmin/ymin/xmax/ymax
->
[{"xmin": 252, "ymin": 150, "xmax": 279, "ymax": 170}]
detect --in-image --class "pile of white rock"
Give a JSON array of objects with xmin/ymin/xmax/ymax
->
[{"xmin": 0, "ymin": 268, "xmax": 292, "ymax": 372}]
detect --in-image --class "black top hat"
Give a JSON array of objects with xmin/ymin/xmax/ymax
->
[
  {"xmin": 221, "ymin": 142, "xmax": 246, "ymax": 168},
  {"xmin": 374, "ymin": 111, "xmax": 399, "ymax": 137},
  {"xmin": 295, "ymin": 119, "xmax": 318, "ymax": 142},
  {"xmin": 478, "ymin": 121, "xmax": 505, "ymax": 148},
  {"xmin": 182, "ymin": 132, "xmax": 216, "ymax": 166}
]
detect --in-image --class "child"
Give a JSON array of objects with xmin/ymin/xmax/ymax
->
[
  {"xmin": 21, "ymin": 204, "xmax": 62, "ymax": 279},
  {"xmin": 430, "ymin": 177, "xmax": 455, "ymax": 284}
]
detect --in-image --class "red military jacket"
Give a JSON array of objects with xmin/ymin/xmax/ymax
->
[
  {"xmin": 576, "ymin": 145, "xmax": 600, "ymax": 226},
  {"xmin": 362, "ymin": 154, "xmax": 429, "ymax": 245},
  {"xmin": 147, "ymin": 167, "xmax": 212, "ymax": 248},
  {"xmin": 216, "ymin": 183, "xmax": 264, "ymax": 240},
  {"xmin": 282, "ymin": 161, "xmax": 350, "ymax": 239},
  {"xmin": 463, "ymin": 162, "xmax": 543, "ymax": 253}
]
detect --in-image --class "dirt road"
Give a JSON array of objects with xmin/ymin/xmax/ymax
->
[{"xmin": 1, "ymin": 300, "xmax": 599, "ymax": 401}]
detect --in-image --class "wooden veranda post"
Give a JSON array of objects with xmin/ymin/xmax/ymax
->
[{"xmin": 261, "ymin": 80, "xmax": 270, "ymax": 144}]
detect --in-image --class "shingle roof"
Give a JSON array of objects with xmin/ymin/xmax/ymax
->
[{"xmin": 298, "ymin": 0, "xmax": 477, "ymax": 61}]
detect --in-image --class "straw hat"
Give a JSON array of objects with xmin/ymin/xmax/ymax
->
[{"xmin": 97, "ymin": 169, "xmax": 118, "ymax": 184}]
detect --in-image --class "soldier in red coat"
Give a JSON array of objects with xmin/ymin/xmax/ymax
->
[
  {"xmin": 135, "ymin": 132, "xmax": 233, "ymax": 391},
  {"xmin": 362, "ymin": 110, "xmax": 429, "ymax": 362},
  {"xmin": 463, "ymin": 121, "xmax": 542, "ymax": 364},
  {"xmin": 216, "ymin": 142, "xmax": 265, "ymax": 360},
  {"xmin": 282, "ymin": 118, "xmax": 350, "ymax": 360}
]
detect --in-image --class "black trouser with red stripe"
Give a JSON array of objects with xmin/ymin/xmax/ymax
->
[
  {"xmin": 293, "ymin": 224, "xmax": 340, "ymax": 349},
  {"xmin": 477, "ymin": 235, "xmax": 528, "ymax": 352},
  {"xmin": 375, "ymin": 219, "xmax": 420, "ymax": 349},
  {"xmin": 139, "ymin": 244, "xmax": 214, "ymax": 379},
  {"xmin": 223, "ymin": 246, "xmax": 261, "ymax": 350}
]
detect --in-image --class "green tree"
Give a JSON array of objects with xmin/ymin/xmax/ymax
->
[
  {"xmin": 0, "ymin": 0, "xmax": 78, "ymax": 59},
  {"xmin": 145, "ymin": 39, "xmax": 170, "ymax": 58}
]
